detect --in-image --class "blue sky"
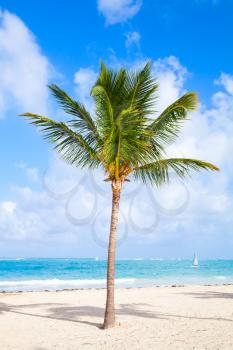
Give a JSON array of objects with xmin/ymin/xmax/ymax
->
[{"xmin": 0, "ymin": 0, "xmax": 233, "ymax": 258}]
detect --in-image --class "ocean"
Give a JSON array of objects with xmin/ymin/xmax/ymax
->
[{"xmin": 0, "ymin": 258, "xmax": 233, "ymax": 292}]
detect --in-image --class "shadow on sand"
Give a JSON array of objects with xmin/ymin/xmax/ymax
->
[
  {"xmin": 180, "ymin": 290, "xmax": 233, "ymax": 300},
  {"xmin": 0, "ymin": 301, "xmax": 169, "ymax": 328},
  {"xmin": 0, "ymin": 289, "xmax": 233, "ymax": 329}
]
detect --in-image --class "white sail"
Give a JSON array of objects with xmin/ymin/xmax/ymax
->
[{"xmin": 192, "ymin": 253, "xmax": 198, "ymax": 267}]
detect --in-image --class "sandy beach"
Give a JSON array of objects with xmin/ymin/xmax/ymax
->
[{"xmin": 0, "ymin": 285, "xmax": 233, "ymax": 349}]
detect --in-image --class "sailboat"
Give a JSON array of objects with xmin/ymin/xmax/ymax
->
[{"xmin": 192, "ymin": 253, "xmax": 199, "ymax": 267}]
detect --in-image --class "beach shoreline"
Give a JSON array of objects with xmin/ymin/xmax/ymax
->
[
  {"xmin": 1, "ymin": 284, "xmax": 233, "ymax": 349},
  {"xmin": 1, "ymin": 281, "xmax": 233, "ymax": 294}
]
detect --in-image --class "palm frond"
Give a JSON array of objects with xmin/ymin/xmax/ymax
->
[
  {"xmin": 149, "ymin": 92, "xmax": 198, "ymax": 145},
  {"xmin": 133, "ymin": 158, "xmax": 219, "ymax": 186},
  {"xmin": 93, "ymin": 61, "xmax": 127, "ymax": 116},
  {"xmin": 91, "ymin": 85, "xmax": 114, "ymax": 135},
  {"xmin": 125, "ymin": 61, "xmax": 159, "ymax": 116},
  {"xmin": 20, "ymin": 113, "xmax": 100, "ymax": 168},
  {"xmin": 48, "ymin": 84, "xmax": 100, "ymax": 146}
]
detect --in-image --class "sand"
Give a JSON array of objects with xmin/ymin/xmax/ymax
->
[{"xmin": 0, "ymin": 285, "xmax": 233, "ymax": 349}]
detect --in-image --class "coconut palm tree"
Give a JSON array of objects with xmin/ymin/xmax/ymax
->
[{"xmin": 20, "ymin": 61, "xmax": 219, "ymax": 329}]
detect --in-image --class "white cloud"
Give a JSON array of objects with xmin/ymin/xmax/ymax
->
[
  {"xmin": 1, "ymin": 201, "xmax": 16, "ymax": 214},
  {"xmin": 153, "ymin": 56, "xmax": 188, "ymax": 112},
  {"xmin": 97, "ymin": 0, "xmax": 142, "ymax": 25},
  {"xmin": 215, "ymin": 73, "xmax": 233, "ymax": 95},
  {"xmin": 26, "ymin": 167, "xmax": 39, "ymax": 182},
  {"xmin": 147, "ymin": 66, "xmax": 233, "ymax": 255},
  {"xmin": 0, "ymin": 10, "xmax": 51, "ymax": 118},
  {"xmin": 74, "ymin": 67, "xmax": 97, "ymax": 111},
  {"xmin": 16, "ymin": 162, "xmax": 39, "ymax": 183},
  {"xmin": 0, "ymin": 184, "xmax": 75, "ymax": 241},
  {"xmin": 125, "ymin": 31, "xmax": 141, "ymax": 49},
  {"xmin": 74, "ymin": 68, "xmax": 97, "ymax": 100}
]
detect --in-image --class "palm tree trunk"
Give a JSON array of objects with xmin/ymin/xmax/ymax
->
[{"xmin": 103, "ymin": 181, "xmax": 121, "ymax": 329}]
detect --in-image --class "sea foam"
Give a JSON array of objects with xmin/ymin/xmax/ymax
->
[{"xmin": 0, "ymin": 278, "xmax": 136, "ymax": 292}]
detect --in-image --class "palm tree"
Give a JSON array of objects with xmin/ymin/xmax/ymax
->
[{"xmin": 20, "ymin": 61, "xmax": 219, "ymax": 329}]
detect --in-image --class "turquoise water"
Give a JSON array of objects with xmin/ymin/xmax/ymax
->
[{"xmin": 0, "ymin": 258, "xmax": 233, "ymax": 291}]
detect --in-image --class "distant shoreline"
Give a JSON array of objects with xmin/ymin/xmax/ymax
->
[{"xmin": 1, "ymin": 282, "xmax": 233, "ymax": 294}]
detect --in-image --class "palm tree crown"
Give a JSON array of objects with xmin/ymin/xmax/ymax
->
[{"xmin": 21, "ymin": 61, "xmax": 219, "ymax": 185}]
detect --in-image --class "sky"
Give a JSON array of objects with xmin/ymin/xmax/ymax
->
[{"xmin": 0, "ymin": 0, "xmax": 233, "ymax": 259}]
